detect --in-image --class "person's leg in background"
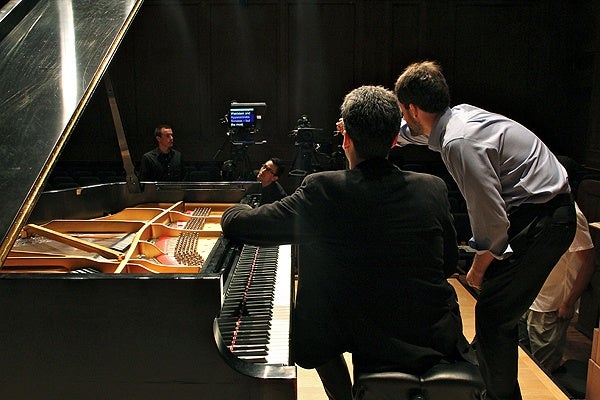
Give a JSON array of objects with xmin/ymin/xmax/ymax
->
[{"xmin": 526, "ymin": 310, "xmax": 570, "ymax": 373}]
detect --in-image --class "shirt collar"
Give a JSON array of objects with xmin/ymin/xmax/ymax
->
[
  {"xmin": 428, "ymin": 107, "xmax": 452, "ymax": 152},
  {"xmin": 355, "ymin": 157, "xmax": 396, "ymax": 176}
]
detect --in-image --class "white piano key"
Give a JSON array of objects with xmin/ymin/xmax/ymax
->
[{"xmin": 265, "ymin": 244, "xmax": 292, "ymax": 365}]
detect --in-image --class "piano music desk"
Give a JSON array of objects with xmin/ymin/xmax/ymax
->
[{"xmin": 296, "ymin": 277, "xmax": 569, "ymax": 400}]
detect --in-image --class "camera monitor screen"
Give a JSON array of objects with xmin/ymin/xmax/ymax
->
[{"xmin": 229, "ymin": 102, "xmax": 266, "ymax": 132}]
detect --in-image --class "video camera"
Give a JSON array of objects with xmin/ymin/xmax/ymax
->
[{"xmin": 288, "ymin": 115, "xmax": 331, "ymax": 144}]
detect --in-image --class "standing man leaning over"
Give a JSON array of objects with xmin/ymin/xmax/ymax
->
[
  {"xmin": 139, "ymin": 124, "xmax": 183, "ymax": 181},
  {"xmin": 221, "ymin": 85, "xmax": 473, "ymax": 400},
  {"xmin": 394, "ymin": 60, "xmax": 576, "ymax": 400}
]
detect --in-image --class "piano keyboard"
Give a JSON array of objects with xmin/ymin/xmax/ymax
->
[
  {"xmin": 69, "ymin": 267, "xmax": 102, "ymax": 274},
  {"xmin": 217, "ymin": 244, "xmax": 292, "ymax": 366}
]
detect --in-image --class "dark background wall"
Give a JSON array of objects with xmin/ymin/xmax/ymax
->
[{"xmin": 61, "ymin": 0, "xmax": 600, "ymax": 188}]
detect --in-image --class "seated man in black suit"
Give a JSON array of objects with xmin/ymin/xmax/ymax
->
[
  {"xmin": 221, "ymin": 85, "xmax": 473, "ymax": 400},
  {"xmin": 257, "ymin": 157, "xmax": 287, "ymax": 205}
]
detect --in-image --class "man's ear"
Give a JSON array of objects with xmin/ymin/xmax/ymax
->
[
  {"xmin": 342, "ymin": 132, "xmax": 352, "ymax": 150},
  {"xmin": 391, "ymin": 134, "xmax": 399, "ymax": 148},
  {"xmin": 409, "ymin": 104, "xmax": 419, "ymax": 120}
]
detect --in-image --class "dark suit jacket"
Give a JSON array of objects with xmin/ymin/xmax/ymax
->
[
  {"xmin": 221, "ymin": 158, "xmax": 470, "ymax": 373},
  {"xmin": 259, "ymin": 181, "xmax": 287, "ymax": 205}
]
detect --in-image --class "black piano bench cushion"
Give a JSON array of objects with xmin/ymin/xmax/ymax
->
[{"xmin": 352, "ymin": 360, "xmax": 485, "ymax": 400}]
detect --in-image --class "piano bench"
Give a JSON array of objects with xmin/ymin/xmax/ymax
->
[{"xmin": 352, "ymin": 360, "xmax": 485, "ymax": 400}]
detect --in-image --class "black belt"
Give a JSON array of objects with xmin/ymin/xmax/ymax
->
[
  {"xmin": 509, "ymin": 193, "xmax": 573, "ymax": 216},
  {"xmin": 544, "ymin": 193, "xmax": 573, "ymax": 208}
]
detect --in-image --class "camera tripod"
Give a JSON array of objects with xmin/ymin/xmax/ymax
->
[
  {"xmin": 227, "ymin": 141, "xmax": 254, "ymax": 180},
  {"xmin": 289, "ymin": 141, "xmax": 321, "ymax": 177},
  {"xmin": 214, "ymin": 131, "xmax": 265, "ymax": 180}
]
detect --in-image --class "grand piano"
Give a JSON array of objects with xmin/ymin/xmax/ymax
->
[{"xmin": 0, "ymin": 1, "xmax": 296, "ymax": 398}]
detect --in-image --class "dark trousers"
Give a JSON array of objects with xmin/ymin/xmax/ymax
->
[
  {"xmin": 475, "ymin": 196, "xmax": 576, "ymax": 400},
  {"xmin": 315, "ymin": 354, "xmax": 353, "ymax": 400}
]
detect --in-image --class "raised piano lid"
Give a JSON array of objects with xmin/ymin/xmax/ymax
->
[{"xmin": 0, "ymin": 0, "xmax": 144, "ymax": 263}]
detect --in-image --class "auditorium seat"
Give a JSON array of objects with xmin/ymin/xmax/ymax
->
[
  {"xmin": 50, "ymin": 167, "xmax": 69, "ymax": 177},
  {"xmin": 447, "ymin": 190, "xmax": 467, "ymax": 213},
  {"xmin": 453, "ymin": 213, "xmax": 472, "ymax": 245},
  {"xmin": 54, "ymin": 181, "xmax": 79, "ymax": 190},
  {"xmin": 71, "ymin": 170, "xmax": 93, "ymax": 180},
  {"xmin": 77, "ymin": 176, "xmax": 101, "ymax": 186},
  {"xmin": 103, "ymin": 175, "xmax": 124, "ymax": 183},
  {"xmin": 96, "ymin": 170, "xmax": 116, "ymax": 182},
  {"xmin": 187, "ymin": 170, "xmax": 211, "ymax": 182},
  {"xmin": 51, "ymin": 175, "xmax": 77, "ymax": 186},
  {"xmin": 183, "ymin": 165, "xmax": 196, "ymax": 178},
  {"xmin": 352, "ymin": 360, "xmax": 485, "ymax": 400}
]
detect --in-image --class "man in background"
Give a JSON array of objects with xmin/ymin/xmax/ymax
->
[
  {"xmin": 139, "ymin": 124, "xmax": 183, "ymax": 181},
  {"xmin": 257, "ymin": 157, "xmax": 287, "ymax": 205}
]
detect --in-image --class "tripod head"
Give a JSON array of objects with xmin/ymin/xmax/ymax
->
[{"xmin": 289, "ymin": 115, "xmax": 346, "ymax": 177}]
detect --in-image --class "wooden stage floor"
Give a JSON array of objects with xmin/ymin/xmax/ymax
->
[{"xmin": 296, "ymin": 277, "xmax": 570, "ymax": 400}]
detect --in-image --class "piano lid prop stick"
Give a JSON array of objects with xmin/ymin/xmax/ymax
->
[{"xmin": 21, "ymin": 224, "xmax": 124, "ymax": 260}]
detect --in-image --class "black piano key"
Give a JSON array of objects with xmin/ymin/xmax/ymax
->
[
  {"xmin": 231, "ymin": 338, "xmax": 271, "ymax": 347},
  {"xmin": 231, "ymin": 348, "xmax": 269, "ymax": 357},
  {"xmin": 221, "ymin": 305, "xmax": 273, "ymax": 314},
  {"xmin": 219, "ymin": 325, "xmax": 271, "ymax": 335},
  {"xmin": 237, "ymin": 356, "xmax": 268, "ymax": 363},
  {"xmin": 230, "ymin": 333, "xmax": 271, "ymax": 342},
  {"xmin": 221, "ymin": 324, "xmax": 272, "ymax": 335},
  {"xmin": 221, "ymin": 300, "xmax": 274, "ymax": 310}
]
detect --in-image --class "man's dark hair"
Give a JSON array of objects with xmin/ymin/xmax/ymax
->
[
  {"xmin": 154, "ymin": 124, "xmax": 172, "ymax": 137},
  {"xmin": 340, "ymin": 85, "xmax": 402, "ymax": 160},
  {"xmin": 394, "ymin": 61, "xmax": 450, "ymax": 113},
  {"xmin": 270, "ymin": 157, "xmax": 285, "ymax": 176}
]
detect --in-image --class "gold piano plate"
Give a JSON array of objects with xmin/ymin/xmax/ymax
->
[{"xmin": 5, "ymin": 201, "xmax": 234, "ymax": 274}]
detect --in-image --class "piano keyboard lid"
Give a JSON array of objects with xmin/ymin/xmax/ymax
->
[{"xmin": 0, "ymin": 0, "xmax": 144, "ymax": 263}]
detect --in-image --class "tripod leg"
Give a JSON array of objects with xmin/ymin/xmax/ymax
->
[
  {"xmin": 244, "ymin": 152, "xmax": 253, "ymax": 180},
  {"xmin": 213, "ymin": 136, "xmax": 231, "ymax": 160},
  {"xmin": 290, "ymin": 144, "xmax": 309, "ymax": 177}
]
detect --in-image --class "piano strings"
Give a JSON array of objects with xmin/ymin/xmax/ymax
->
[{"xmin": 6, "ymin": 201, "xmax": 231, "ymax": 274}]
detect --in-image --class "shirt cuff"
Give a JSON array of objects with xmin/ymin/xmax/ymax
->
[{"xmin": 468, "ymin": 238, "xmax": 513, "ymax": 260}]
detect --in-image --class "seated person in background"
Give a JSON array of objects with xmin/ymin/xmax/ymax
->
[
  {"xmin": 221, "ymin": 85, "xmax": 473, "ymax": 400},
  {"xmin": 139, "ymin": 124, "xmax": 183, "ymax": 181},
  {"xmin": 257, "ymin": 157, "xmax": 287, "ymax": 205},
  {"xmin": 520, "ymin": 202, "xmax": 595, "ymax": 373}
]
